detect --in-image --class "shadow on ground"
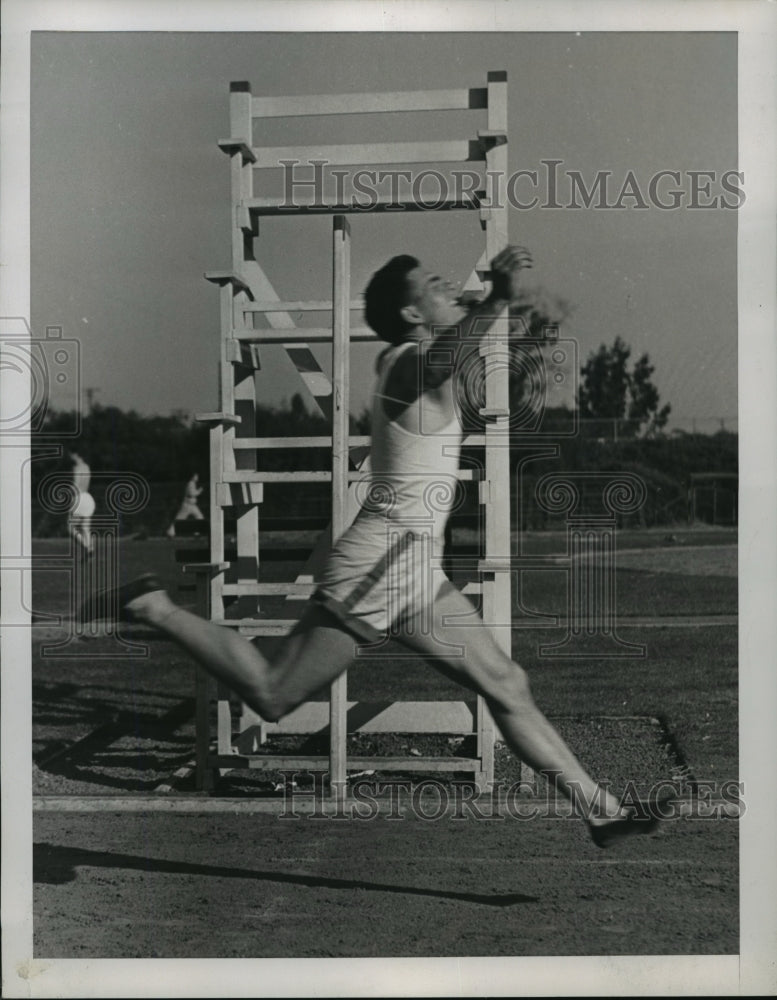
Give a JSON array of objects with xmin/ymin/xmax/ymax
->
[{"xmin": 34, "ymin": 842, "xmax": 537, "ymax": 907}]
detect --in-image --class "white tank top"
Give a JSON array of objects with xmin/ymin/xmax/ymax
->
[
  {"xmin": 71, "ymin": 455, "xmax": 91, "ymax": 494},
  {"xmin": 366, "ymin": 341, "xmax": 462, "ymax": 537}
]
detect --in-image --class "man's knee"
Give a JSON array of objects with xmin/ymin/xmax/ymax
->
[
  {"xmin": 247, "ymin": 677, "xmax": 285, "ymax": 723},
  {"xmin": 245, "ymin": 688, "xmax": 285, "ymax": 724},
  {"xmin": 251, "ymin": 667, "xmax": 298, "ymax": 723},
  {"xmin": 258, "ymin": 699, "xmax": 284, "ymax": 724},
  {"xmin": 484, "ymin": 658, "xmax": 534, "ymax": 714}
]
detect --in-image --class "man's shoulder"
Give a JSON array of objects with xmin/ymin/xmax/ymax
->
[{"xmin": 381, "ymin": 341, "xmax": 423, "ymax": 391}]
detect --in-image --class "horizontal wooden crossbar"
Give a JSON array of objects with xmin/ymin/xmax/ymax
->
[
  {"xmin": 226, "ymin": 433, "xmax": 485, "ymax": 450},
  {"xmin": 250, "ymin": 87, "xmax": 488, "ymax": 119},
  {"xmin": 232, "ymin": 327, "xmax": 378, "ymax": 343},
  {"xmin": 178, "ymin": 549, "xmax": 314, "ymax": 565},
  {"xmin": 223, "ymin": 470, "xmax": 346, "ymax": 483},
  {"xmin": 231, "ymin": 436, "xmax": 372, "ymax": 449},
  {"xmin": 242, "ymin": 193, "xmax": 484, "ymax": 216},
  {"xmin": 242, "ymin": 700, "xmax": 476, "ymax": 736},
  {"xmin": 251, "ymin": 139, "xmax": 484, "ymax": 169},
  {"xmin": 220, "ymin": 469, "xmax": 479, "ymax": 483},
  {"xmin": 222, "ymin": 582, "xmax": 316, "ymax": 597},
  {"xmin": 213, "ymin": 754, "xmax": 482, "ymax": 772},
  {"xmin": 242, "ymin": 299, "xmax": 364, "ymax": 313},
  {"xmin": 250, "ymin": 512, "xmax": 482, "ymax": 530}
]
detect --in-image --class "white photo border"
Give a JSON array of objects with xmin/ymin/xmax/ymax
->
[{"xmin": 2, "ymin": 1, "xmax": 775, "ymax": 996}]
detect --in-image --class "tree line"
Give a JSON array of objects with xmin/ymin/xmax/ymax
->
[{"xmin": 30, "ymin": 332, "xmax": 735, "ymax": 534}]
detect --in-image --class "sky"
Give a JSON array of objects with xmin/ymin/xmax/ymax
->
[{"xmin": 30, "ymin": 28, "xmax": 740, "ymax": 431}]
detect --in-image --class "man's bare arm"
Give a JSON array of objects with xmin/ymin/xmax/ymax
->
[{"xmin": 385, "ymin": 246, "xmax": 533, "ymax": 410}]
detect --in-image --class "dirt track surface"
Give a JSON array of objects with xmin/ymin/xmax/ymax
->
[
  {"xmin": 34, "ymin": 809, "xmax": 737, "ymax": 958},
  {"xmin": 29, "ymin": 532, "xmax": 740, "ymax": 963},
  {"xmin": 601, "ymin": 544, "xmax": 736, "ymax": 577}
]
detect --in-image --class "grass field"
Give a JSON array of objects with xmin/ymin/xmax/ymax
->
[{"xmin": 29, "ymin": 529, "xmax": 740, "ymax": 961}]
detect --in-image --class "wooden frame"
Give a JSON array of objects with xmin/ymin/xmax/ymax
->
[{"xmin": 190, "ymin": 74, "xmax": 513, "ymax": 796}]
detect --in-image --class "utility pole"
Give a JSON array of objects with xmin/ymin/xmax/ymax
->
[{"xmin": 83, "ymin": 387, "xmax": 100, "ymax": 415}]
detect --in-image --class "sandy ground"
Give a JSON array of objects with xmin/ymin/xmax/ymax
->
[
  {"xmin": 26, "ymin": 535, "xmax": 740, "ymax": 964},
  {"xmin": 34, "ymin": 808, "xmax": 738, "ymax": 959}
]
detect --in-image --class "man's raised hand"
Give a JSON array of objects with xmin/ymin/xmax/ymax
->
[{"xmin": 490, "ymin": 245, "xmax": 533, "ymax": 303}]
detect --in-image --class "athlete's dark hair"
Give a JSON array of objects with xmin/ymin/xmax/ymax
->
[{"xmin": 363, "ymin": 255, "xmax": 420, "ymax": 345}]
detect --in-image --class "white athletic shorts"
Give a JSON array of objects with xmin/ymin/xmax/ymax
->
[{"xmin": 314, "ymin": 510, "xmax": 450, "ymax": 641}]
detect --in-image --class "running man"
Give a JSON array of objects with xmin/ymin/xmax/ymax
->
[
  {"xmin": 167, "ymin": 473, "xmax": 206, "ymax": 537},
  {"xmin": 83, "ymin": 246, "xmax": 662, "ymax": 847},
  {"xmin": 67, "ymin": 451, "xmax": 95, "ymax": 558}
]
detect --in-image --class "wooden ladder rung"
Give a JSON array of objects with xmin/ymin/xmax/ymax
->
[
  {"xmin": 230, "ymin": 435, "xmax": 371, "ymax": 449},
  {"xmin": 212, "ymin": 753, "xmax": 329, "ymax": 771},
  {"xmin": 214, "ymin": 753, "xmax": 481, "ymax": 772},
  {"xmin": 249, "ymin": 86, "xmax": 488, "ymax": 119},
  {"xmin": 221, "ymin": 583, "xmax": 315, "ymax": 597},
  {"xmin": 232, "ymin": 327, "xmax": 377, "ymax": 344},
  {"xmin": 342, "ymin": 756, "xmax": 481, "ymax": 772},
  {"xmin": 224, "ymin": 470, "xmax": 332, "ymax": 483},
  {"xmin": 250, "ymin": 139, "xmax": 484, "ymax": 170},
  {"xmin": 219, "ymin": 468, "xmax": 476, "ymax": 484},
  {"xmin": 242, "ymin": 193, "xmax": 484, "ymax": 216},
  {"xmin": 242, "ymin": 299, "xmax": 364, "ymax": 314}
]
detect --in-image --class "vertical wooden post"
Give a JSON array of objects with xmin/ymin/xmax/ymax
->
[
  {"xmin": 208, "ymin": 419, "xmax": 226, "ymax": 622},
  {"xmin": 194, "ymin": 569, "xmax": 214, "ymax": 791},
  {"xmin": 229, "ymin": 82, "xmax": 253, "ymax": 265},
  {"xmin": 229, "ymin": 83, "xmax": 261, "ymax": 622},
  {"xmin": 477, "ymin": 70, "xmax": 511, "ymax": 792},
  {"xmin": 216, "ymin": 82, "xmax": 259, "ymax": 767},
  {"xmin": 330, "ymin": 215, "xmax": 351, "ymax": 798}
]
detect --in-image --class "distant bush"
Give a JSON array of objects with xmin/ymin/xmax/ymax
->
[{"xmin": 31, "ymin": 402, "xmax": 737, "ymax": 536}]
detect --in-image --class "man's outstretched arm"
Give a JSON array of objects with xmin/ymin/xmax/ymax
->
[
  {"xmin": 379, "ymin": 246, "xmax": 532, "ymax": 418},
  {"xmin": 422, "ymin": 245, "xmax": 533, "ymax": 388}
]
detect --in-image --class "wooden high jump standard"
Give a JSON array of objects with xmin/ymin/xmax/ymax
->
[{"xmin": 190, "ymin": 73, "xmax": 512, "ymax": 797}]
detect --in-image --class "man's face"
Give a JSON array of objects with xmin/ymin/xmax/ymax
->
[{"xmin": 403, "ymin": 265, "xmax": 466, "ymax": 333}]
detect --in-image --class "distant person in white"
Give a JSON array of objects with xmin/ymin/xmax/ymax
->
[
  {"xmin": 83, "ymin": 247, "xmax": 665, "ymax": 848},
  {"xmin": 167, "ymin": 474, "xmax": 205, "ymax": 537},
  {"xmin": 67, "ymin": 451, "xmax": 95, "ymax": 557}
]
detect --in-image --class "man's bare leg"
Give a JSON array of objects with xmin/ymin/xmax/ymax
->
[
  {"xmin": 395, "ymin": 584, "xmax": 627, "ymax": 824},
  {"xmin": 119, "ymin": 586, "xmax": 361, "ymax": 722}
]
